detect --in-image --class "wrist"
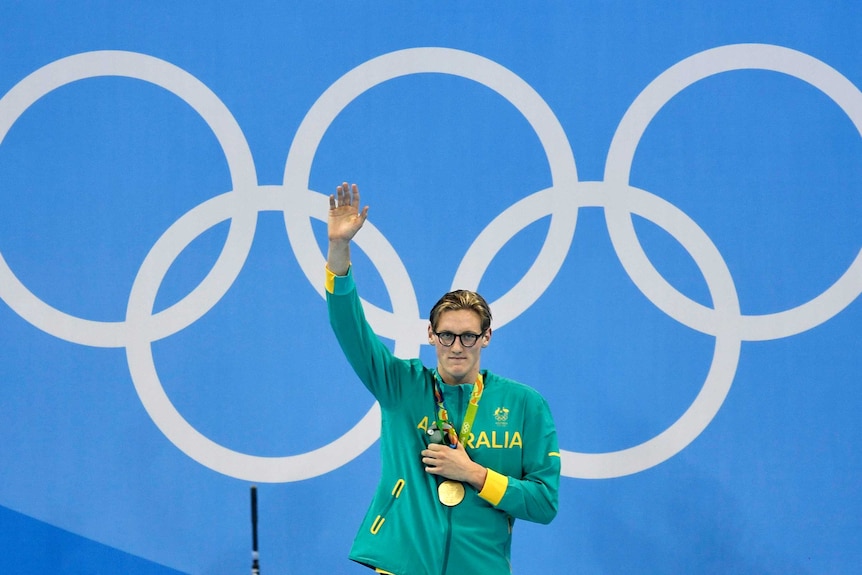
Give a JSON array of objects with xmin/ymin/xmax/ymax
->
[
  {"xmin": 326, "ymin": 243, "xmax": 351, "ymax": 276},
  {"xmin": 469, "ymin": 464, "xmax": 488, "ymax": 491}
]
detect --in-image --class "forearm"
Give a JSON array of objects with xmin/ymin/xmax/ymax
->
[
  {"xmin": 327, "ymin": 269, "xmax": 415, "ymax": 406},
  {"xmin": 465, "ymin": 461, "xmax": 489, "ymax": 491},
  {"xmin": 326, "ymin": 238, "xmax": 352, "ymax": 276},
  {"xmin": 477, "ymin": 397, "xmax": 561, "ymax": 523}
]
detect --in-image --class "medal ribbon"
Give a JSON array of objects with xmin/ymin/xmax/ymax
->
[{"xmin": 433, "ymin": 372, "xmax": 484, "ymax": 448}]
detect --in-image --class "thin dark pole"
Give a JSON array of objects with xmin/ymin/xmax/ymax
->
[{"xmin": 251, "ymin": 485, "xmax": 260, "ymax": 575}]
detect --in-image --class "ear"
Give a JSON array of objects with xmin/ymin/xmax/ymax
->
[
  {"xmin": 428, "ymin": 323, "xmax": 435, "ymax": 345},
  {"xmin": 482, "ymin": 327, "xmax": 492, "ymax": 347}
]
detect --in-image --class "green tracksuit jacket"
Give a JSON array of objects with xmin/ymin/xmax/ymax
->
[{"xmin": 326, "ymin": 267, "xmax": 561, "ymax": 575}]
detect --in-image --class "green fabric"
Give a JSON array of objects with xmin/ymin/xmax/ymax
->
[{"xmin": 327, "ymin": 268, "xmax": 560, "ymax": 575}]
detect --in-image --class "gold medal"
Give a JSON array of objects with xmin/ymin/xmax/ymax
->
[{"xmin": 437, "ymin": 480, "xmax": 465, "ymax": 506}]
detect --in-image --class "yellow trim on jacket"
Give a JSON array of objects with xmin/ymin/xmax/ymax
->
[{"xmin": 478, "ymin": 468, "xmax": 509, "ymax": 506}]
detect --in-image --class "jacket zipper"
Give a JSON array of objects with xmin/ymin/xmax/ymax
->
[
  {"xmin": 440, "ymin": 384, "xmax": 466, "ymax": 575},
  {"xmin": 441, "ymin": 506, "xmax": 453, "ymax": 575}
]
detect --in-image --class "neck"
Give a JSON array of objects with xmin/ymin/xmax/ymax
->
[{"xmin": 439, "ymin": 369, "xmax": 480, "ymax": 386}]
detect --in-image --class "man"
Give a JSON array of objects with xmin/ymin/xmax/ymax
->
[{"xmin": 326, "ymin": 182, "xmax": 560, "ymax": 575}]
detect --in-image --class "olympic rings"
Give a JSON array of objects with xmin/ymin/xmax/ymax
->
[{"xmin": 1, "ymin": 44, "xmax": 860, "ymax": 481}]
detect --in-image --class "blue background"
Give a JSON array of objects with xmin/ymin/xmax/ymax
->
[{"xmin": 1, "ymin": 2, "xmax": 861, "ymax": 573}]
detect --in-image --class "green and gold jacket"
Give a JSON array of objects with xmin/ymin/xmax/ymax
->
[{"xmin": 326, "ymin": 267, "xmax": 560, "ymax": 575}]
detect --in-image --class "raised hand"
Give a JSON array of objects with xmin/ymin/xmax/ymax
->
[
  {"xmin": 328, "ymin": 182, "xmax": 369, "ymax": 243},
  {"xmin": 326, "ymin": 182, "xmax": 369, "ymax": 275}
]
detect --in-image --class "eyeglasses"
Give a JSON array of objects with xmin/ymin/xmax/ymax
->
[{"xmin": 434, "ymin": 330, "xmax": 486, "ymax": 348}]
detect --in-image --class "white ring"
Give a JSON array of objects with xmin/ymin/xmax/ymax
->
[
  {"xmin": 281, "ymin": 47, "xmax": 578, "ymax": 337},
  {"xmin": 126, "ymin": 187, "xmax": 389, "ymax": 482},
  {"xmin": 562, "ymin": 183, "xmax": 742, "ymax": 478},
  {"xmin": 452, "ymin": 177, "xmax": 743, "ymax": 478},
  {"xmin": 605, "ymin": 43, "xmax": 862, "ymax": 341},
  {"xmin": 0, "ymin": 50, "xmax": 258, "ymax": 347}
]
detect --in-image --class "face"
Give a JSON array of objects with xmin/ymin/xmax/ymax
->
[{"xmin": 428, "ymin": 308, "xmax": 492, "ymax": 385}]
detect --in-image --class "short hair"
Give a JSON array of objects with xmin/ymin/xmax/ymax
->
[{"xmin": 428, "ymin": 290, "xmax": 492, "ymax": 332}]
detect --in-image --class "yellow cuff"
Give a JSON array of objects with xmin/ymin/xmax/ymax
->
[
  {"xmin": 325, "ymin": 266, "xmax": 337, "ymax": 294},
  {"xmin": 478, "ymin": 468, "xmax": 508, "ymax": 506}
]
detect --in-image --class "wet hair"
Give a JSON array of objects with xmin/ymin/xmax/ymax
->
[{"xmin": 428, "ymin": 290, "xmax": 492, "ymax": 332}]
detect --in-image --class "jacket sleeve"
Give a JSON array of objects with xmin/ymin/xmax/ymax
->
[
  {"xmin": 477, "ymin": 393, "xmax": 561, "ymax": 524},
  {"xmin": 325, "ymin": 266, "xmax": 420, "ymax": 407}
]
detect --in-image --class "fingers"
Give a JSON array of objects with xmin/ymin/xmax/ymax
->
[
  {"xmin": 421, "ymin": 442, "xmax": 465, "ymax": 477},
  {"xmin": 350, "ymin": 182, "xmax": 360, "ymax": 208},
  {"xmin": 333, "ymin": 183, "xmax": 346, "ymax": 208},
  {"xmin": 334, "ymin": 182, "xmax": 360, "ymax": 207},
  {"xmin": 422, "ymin": 450, "xmax": 444, "ymax": 475},
  {"xmin": 332, "ymin": 182, "xmax": 369, "ymax": 226},
  {"xmin": 421, "ymin": 444, "xmax": 442, "ymax": 470},
  {"xmin": 335, "ymin": 182, "xmax": 348, "ymax": 207}
]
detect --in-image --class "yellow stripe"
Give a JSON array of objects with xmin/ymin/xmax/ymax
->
[
  {"xmin": 477, "ymin": 468, "xmax": 508, "ymax": 506},
  {"xmin": 370, "ymin": 515, "xmax": 385, "ymax": 534},
  {"xmin": 392, "ymin": 478, "xmax": 405, "ymax": 498},
  {"xmin": 548, "ymin": 452, "xmax": 561, "ymax": 457},
  {"xmin": 325, "ymin": 266, "xmax": 337, "ymax": 294},
  {"xmin": 375, "ymin": 569, "xmax": 396, "ymax": 575}
]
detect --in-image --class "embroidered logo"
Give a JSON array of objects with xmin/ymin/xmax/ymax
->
[{"xmin": 494, "ymin": 407, "xmax": 510, "ymax": 426}]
